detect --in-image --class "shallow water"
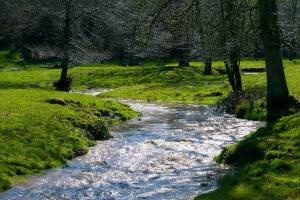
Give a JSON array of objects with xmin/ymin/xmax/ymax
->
[
  {"xmin": 1, "ymin": 102, "xmax": 262, "ymax": 200},
  {"xmin": 71, "ymin": 88, "xmax": 111, "ymax": 96}
]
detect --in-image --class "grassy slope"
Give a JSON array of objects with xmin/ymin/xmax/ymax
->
[
  {"xmin": 196, "ymin": 113, "xmax": 300, "ymax": 200},
  {"xmin": 75, "ymin": 64, "xmax": 230, "ymax": 105},
  {"xmin": 0, "ymin": 51, "xmax": 138, "ymax": 191},
  {"xmin": 0, "ymin": 89, "xmax": 138, "ymax": 191},
  {"xmin": 1, "ymin": 50, "xmax": 300, "ymax": 198},
  {"xmin": 1, "ymin": 50, "xmax": 299, "ymax": 105},
  {"xmin": 0, "ymin": 65, "xmax": 231, "ymax": 105}
]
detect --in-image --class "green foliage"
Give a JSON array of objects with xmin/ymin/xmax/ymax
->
[{"xmin": 196, "ymin": 113, "xmax": 300, "ymax": 200}]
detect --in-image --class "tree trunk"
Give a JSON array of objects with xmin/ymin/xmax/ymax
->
[
  {"xmin": 203, "ymin": 57, "xmax": 212, "ymax": 75},
  {"xmin": 55, "ymin": 0, "xmax": 72, "ymax": 91},
  {"xmin": 258, "ymin": 0, "xmax": 290, "ymax": 121},
  {"xmin": 179, "ymin": 59, "xmax": 190, "ymax": 67},
  {"xmin": 60, "ymin": 54, "xmax": 69, "ymax": 82},
  {"xmin": 233, "ymin": 63, "xmax": 242, "ymax": 92},
  {"xmin": 230, "ymin": 52, "xmax": 242, "ymax": 92},
  {"xmin": 61, "ymin": 1, "xmax": 71, "ymax": 82},
  {"xmin": 224, "ymin": 61, "xmax": 236, "ymax": 92},
  {"xmin": 219, "ymin": 0, "xmax": 242, "ymax": 94},
  {"xmin": 177, "ymin": 47, "xmax": 190, "ymax": 67}
]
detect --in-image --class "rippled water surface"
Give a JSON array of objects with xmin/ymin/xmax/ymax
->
[{"xmin": 1, "ymin": 102, "xmax": 262, "ymax": 200}]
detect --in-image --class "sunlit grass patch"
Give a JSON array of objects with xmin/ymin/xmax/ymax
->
[
  {"xmin": 0, "ymin": 89, "xmax": 138, "ymax": 191},
  {"xmin": 0, "ymin": 49, "xmax": 299, "ymax": 105},
  {"xmin": 0, "ymin": 49, "xmax": 299, "ymax": 195}
]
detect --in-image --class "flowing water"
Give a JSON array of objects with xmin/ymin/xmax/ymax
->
[{"xmin": 1, "ymin": 100, "xmax": 263, "ymax": 200}]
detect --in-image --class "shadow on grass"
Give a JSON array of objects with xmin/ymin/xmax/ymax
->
[
  {"xmin": 0, "ymin": 82, "xmax": 49, "ymax": 90},
  {"xmin": 76, "ymin": 65, "xmax": 226, "ymax": 88},
  {"xmin": 216, "ymin": 125, "xmax": 273, "ymax": 166},
  {"xmin": 197, "ymin": 113, "xmax": 300, "ymax": 200}
]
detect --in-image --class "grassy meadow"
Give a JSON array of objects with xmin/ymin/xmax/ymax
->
[
  {"xmin": 1, "ymin": 50, "xmax": 299, "ymax": 105},
  {"xmin": 0, "ymin": 49, "xmax": 300, "ymax": 198},
  {"xmin": 0, "ymin": 50, "xmax": 139, "ymax": 191}
]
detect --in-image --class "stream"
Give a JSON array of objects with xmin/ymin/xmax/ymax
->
[{"xmin": 1, "ymin": 99, "xmax": 262, "ymax": 200}]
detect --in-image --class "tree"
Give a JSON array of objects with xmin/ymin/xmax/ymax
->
[
  {"xmin": 193, "ymin": 1, "xmax": 217, "ymax": 75},
  {"xmin": 258, "ymin": 0, "xmax": 290, "ymax": 121},
  {"xmin": 139, "ymin": 0, "xmax": 196, "ymax": 66},
  {"xmin": 20, "ymin": 0, "xmax": 121, "ymax": 91},
  {"xmin": 218, "ymin": 0, "xmax": 248, "ymax": 93},
  {"xmin": 194, "ymin": 0, "xmax": 254, "ymax": 89},
  {"xmin": 279, "ymin": 0, "xmax": 300, "ymax": 60},
  {"xmin": 136, "ymin": 0, "xmax": 256, "ymax": 92},
  {"xmin": 0, "ymin": 0, "xmax": 31, "ymax": 49},
  {"xmin": 51, "ymin": 0, "xmax": 104, "ymax": 91},
  {"xmin": 54, "ymin": 0, "xmax": 72, "ymax": 91}
]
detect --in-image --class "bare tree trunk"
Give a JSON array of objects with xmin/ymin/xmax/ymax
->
[
  {"xmin": 220, "ymin": 0, "xmax": 235, "ymax": 91},
  {"xmin": 219, "ymin": 0, "xmax": 242, "ymax": 93},
  {"xmin": 55, "ymin": 0, "xmax": 72, "ymax": 91},
  {"xmin": 224, "ymin": 61, "xmax": 236, "ymax": 92},
  {"xmin": 177, "ymin": 47, "xmax": 190, "ymax": 67},
  {"xmin": 61, "ymin": 0, "xmax": 71, "ymax": 83},
  {"xmin": 230, "ymin": 51, "xmax": 242, "ymax": 92},
  {"xmin": 203, "ymin": 56, "xmax": 212, "ymax": 75},
  {"xmin": 179, "ymin": 59, "xmax": 190, "ymax": 67},
  {"xmin": 233, "ymin": 61, "xmax": 242, "ymax": 92},
  {"xmin": 258, "ymin": 0, "xmax": 290, "ymax": 121}
]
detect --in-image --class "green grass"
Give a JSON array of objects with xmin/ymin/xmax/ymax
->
[
  {"xmin": 0, "ymin": 52, "xmax": 299, "ymax": 119},
  {"xmin": 0, "ymin": 62, "xmax": 233, "ymax": 105},
  {"xmin": 0, "ymin": 88, "xmax": 138, "ymax": 191},
  {"xmin": 226, "ymin": 60, "xmax": 300, "ymax": 120},
  {"xmin": 1, "ymin": 50, "xmax": 299, "ymax": 105},
  {"xmin": 0, "ymin": 51, "xmax": 140, "ymax": 191},
  {"xmin": 1, "ymin": 50, "xmax": 300, "ymax": 197},
  {"xmin": 196, "ymin": 113, "xmax": 300, "ymax": 200}
]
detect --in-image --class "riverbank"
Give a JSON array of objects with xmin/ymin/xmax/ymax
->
[
  {"xmin": 0, "ymin": 89, "xmax": 138, "ymax": 191},
  {"xmin": 0, "ymin": 102, "xmax": 262, "ymax": 199},
  {"xmin": 1, "ymin": 50, "xmax": 300, "ymax": 198},
  {"xmin": 196, "ymin": 113, "xmax": 300, "ymax": 200}
]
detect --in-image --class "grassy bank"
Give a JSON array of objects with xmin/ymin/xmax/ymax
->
[
  {"xmin": 1, "ymin": 50, "xmax": 299, "ymax": 106},
  {"xmin": 0, "ymin": 89, "xmax": 138, "ymax": 191},
  {"xmin": 196, "ymin": 113, "xmax": 300, "ymax": 200},
  {"xmin": 1, "ymin": 50, "xmax": 300, "ymax": 197}
]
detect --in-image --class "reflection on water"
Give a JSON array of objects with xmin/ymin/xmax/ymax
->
[{"xmin": 1, "ymin": 102, "xmax": 263, "ymax": 200}]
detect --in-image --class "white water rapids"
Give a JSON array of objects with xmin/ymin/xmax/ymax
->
[{"xmin": 1, "ymin": 97, "xmax": 263, "ymax": 200}]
